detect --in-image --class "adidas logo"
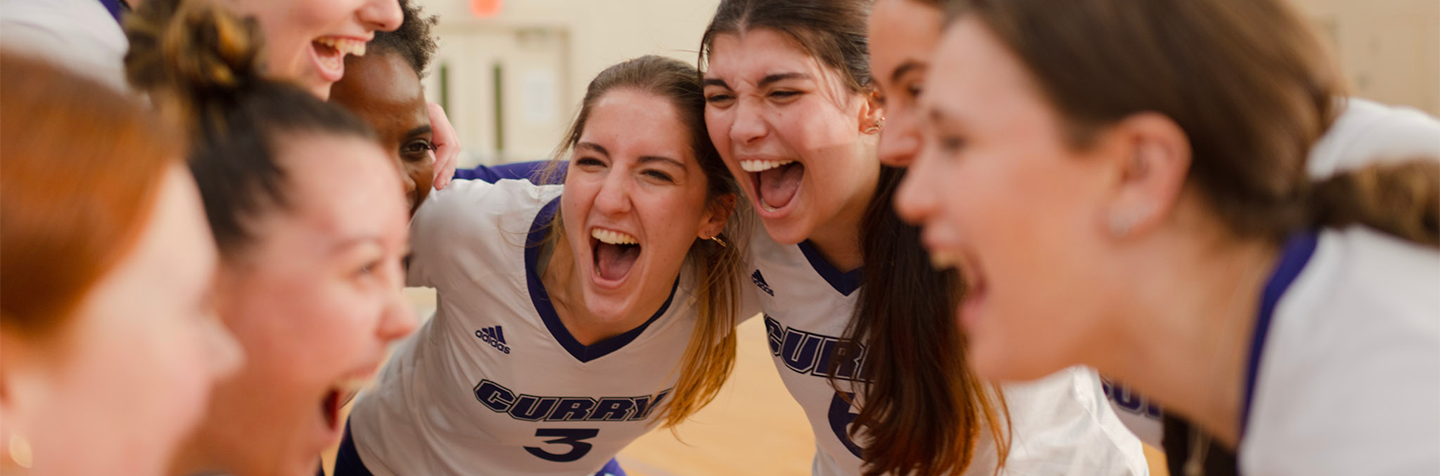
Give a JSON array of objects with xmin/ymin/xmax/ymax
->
[
  {"xmin": 751, "ymin": 269, "xmax": 774, "ymax": 297},
  {"xmin": 475, "ymin": 326, "xmax": 511, "ymax": 354}
]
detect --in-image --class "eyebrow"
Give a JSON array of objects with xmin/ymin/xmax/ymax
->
[
  {"xmin": 576, "ymin": 142, "xmax": 609, "ymax": 156},
  {"xmin": 639, "ymin": 155, "xmax": 686, "ymax": 168},
  {"xmin": 890, "ymin": 60, "xmax": 926, "ymax": 84},
  {"xmin": 404, "ymin": 125, "xmax": 433, "ymax": 138},
  {"xmin": 701, "ymin": 72, "xmax": 812, "ymax": 90},
  {"xmin": 331, "ymin": 237, "xmax": 385, "ymax": 255}
]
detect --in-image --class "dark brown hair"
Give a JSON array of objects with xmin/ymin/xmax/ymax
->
[
  {"xmin": 1, "ymin": 53, "xmax": 180, "ymax": 336},
  {"xmin": 545, "ymin": 55, "xmax": 752, "ymax": 429},
  {"xmin": 701, "ymin": 1, "xmax": 1011, "ymax": 475},
  {"xmin": 947, "ymin": 0, "xmax": 1438, "ymax": 246},
  {"xmin": 125, "ymin": 0, "xmax": 377, "ymax": 257}
]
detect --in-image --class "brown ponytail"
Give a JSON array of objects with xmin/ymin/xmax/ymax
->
[{"xmin": 1309, "ymin": 160, "xmax": 1440, "ymax": 247}]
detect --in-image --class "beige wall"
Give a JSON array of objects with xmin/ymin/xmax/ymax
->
[{"xmin": 417, "ymin": 0, "xmax": 1439, "ymax": 166}]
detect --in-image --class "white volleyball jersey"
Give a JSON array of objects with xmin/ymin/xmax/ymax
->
[
  {"xmin": 349, "ymin": 178, "xmax": 698, "ymax": 476},
  {"xmin": 743, "ymin": 229, "xmax": 1149, "ymax": 476},
  {"xmin": 1106, "ymin": 97, "xmax": 1440, "ymax": 450},
  {"xmin": 1239, "ymin": 228, "xmax": 1439, "ymax": 475}
]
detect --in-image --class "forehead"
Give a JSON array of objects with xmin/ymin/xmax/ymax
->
[
  {"xmin": 579, "ymin": 89, "xmax": 695, "ymax": 162},
  {"xmin": 277, "ymin": 135, "xmax": 406, "ymax": 233},
  {"xmin": 704, "ymin": 28, "xmax": 828, "ymax": 82},
  {"xmin": 868, "ymin": 0, "xmax": 945, "ymax": 73},
  {"xmin": 926, "ymin": 19, "xmax": 1041, "ymax": 114},
  {"xmin": 332, "ymin": 53, "xmax": 425, "ymax": 111}
]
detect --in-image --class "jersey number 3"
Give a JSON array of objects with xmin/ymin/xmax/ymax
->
[
  {"xmin": 828, "ymin": 392, "xmax": 864, "ymax": 458},
  {"xmin": 525, "ymin": 428, "xmax": 599, "ymax": 462}
]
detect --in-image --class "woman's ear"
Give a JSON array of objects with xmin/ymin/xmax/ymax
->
[
  {"xmin": 1101, "ymin": 112, "xmax": 1191, "ymax": 238},
  {"xmin": 859, "ymin": 88, "xmax": 885, "ymax": 134},
  {"xmin": 697, "ymin": 193, "xmax": 737, "ymax": 239}
]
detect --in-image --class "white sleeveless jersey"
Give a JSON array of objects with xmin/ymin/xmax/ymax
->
[
  {"xmin": 743, "ymin": 229, "xmax": 1149, "ymax": 476},
  {"xmin": 1240, "ymin": 228, "xmax": 1439, "ymax": 475},
  {"xmin": 349, "ymin": 178, "xmax": 698, "ymax": 476},
  {"xmin": 1105, "ymin": 96, "xmax": 1440, "ymax": 449}
]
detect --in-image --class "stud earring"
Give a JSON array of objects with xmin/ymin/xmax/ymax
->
[
  {"xmin": 8, "ymin": 433, "xmax": 32, "ymax": 469},
  {"xmin": 1108, "ymin": 206, "xmax": 1152, "ymax": 237}
]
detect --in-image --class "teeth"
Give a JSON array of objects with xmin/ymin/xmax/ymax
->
[
  {"xmin": 591, "ymin": 228, "xmax": 639, "ymax": 245},
  {"xmin": 760, "ymin": 202, "xmax": 779, "ymax": 212},
  {"xmin": 314, "ymin": 37, "xmax": 367, "ymax": 57},
  {"xmin": 929, "ymin": 251, "xmax": 961, "ymax": 270},
  {"xmin": 741, "ymin": 159, "xmax": 795, "ymax": 172}
]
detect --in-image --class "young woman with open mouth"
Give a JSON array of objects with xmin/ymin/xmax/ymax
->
[
  {"xmin": 125, "ymin": 4, "xmax": 417, "ymax": 476},
  {"xmin": 697, "ymin": 1, "xmax": 1146, "ymax": 475},
  {"xmin": 897, "ymin": 0, "xmax": 1439, "ymax": 474},
  {"xmin": 867, "ymin": 0, "xmax": 1440, "ymax": 463},
  {"xmin": 335, "ymin": 55, "xmax": 749, "ymax": 476}
]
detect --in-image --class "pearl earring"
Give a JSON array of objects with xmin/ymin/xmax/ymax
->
[{"xmin": 8, "ymin": 433, "xmax": 32, "ymax": 469}]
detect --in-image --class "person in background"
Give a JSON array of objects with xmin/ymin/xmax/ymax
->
[
  {"xmin": 0, "ymin": 52, "xmax": 242, "ymax": 476},
  {"xmin": 330, "ymin": 0, "xmax": 439, "ymax": 216}
]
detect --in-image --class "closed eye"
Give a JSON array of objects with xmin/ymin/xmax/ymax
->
[
  {"xmin": 644, "ymin": 170, "xmax": 674, "ymax": 182},
  {"xmin": 575, "ymin": 157, "xmax": 606, "ymax": 168}
]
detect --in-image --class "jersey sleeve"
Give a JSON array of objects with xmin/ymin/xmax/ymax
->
[
  {"xmin": 408, "ymin": 178, "xmax": 497, "ymax": 289},
  {"xmin": 453, "ymin": 160, "xmax": 565, "ymax": 184}
]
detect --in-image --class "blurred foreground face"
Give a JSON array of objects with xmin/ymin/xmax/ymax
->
[
  {"xmin": 898, "ymin": 19, "xmax": 1119, "ymax": 381},
  {"xmin": 868, "ymin": 0, "xmax": 945, "ymax": 167},
  {"xmin": 184, "ymin": 135, "xmax": 416, "ymax": 476},
  {"xmin": 1, "ymin": 166, "xmax": 241, "ymax": 476},
  {"xmin": 330, "ymin": 52, "xmax": 434, "ymax": 216},
  {"xmin": 223, "ymin": 0, "xmax": 403, "ymax": 98}
]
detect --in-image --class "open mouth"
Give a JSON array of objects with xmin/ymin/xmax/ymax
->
[
  {"xmin": 741, "ymin": 159, "xmax": 804, "ymax": 213},
  {"xmin": 930, "ymin": 248, "xmax": 988, "ymax": 327},
  {"xmin": 310, "ymin": 36, "xmax": 367, "ymax": 82},
  {"xmin": 591, "ymin": 228, "xmax": 641, "ymax": 285},
  {"xmin": 319, "ymin": 375, "xmax": 369, "ymax": 433}
]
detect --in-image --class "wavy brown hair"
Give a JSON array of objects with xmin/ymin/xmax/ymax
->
[
  {"xmin": 700, "ymin": 1, "xmax": 1011, "ymax": 475},
  {"xmin": 946, "ymin": 0, "xmax": 1438, "ymax": 247}
]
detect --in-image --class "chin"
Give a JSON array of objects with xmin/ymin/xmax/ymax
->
[{"xmin": 758, "ymin": 217, "xmax": 810, "ymax": 246}]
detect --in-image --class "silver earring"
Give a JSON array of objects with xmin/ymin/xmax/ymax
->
[{"xmin": 864, "ymin": 117, "xmax": 885, "ymax": 134}]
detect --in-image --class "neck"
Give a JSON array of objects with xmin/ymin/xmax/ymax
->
[
  {"xmin": 540, "ymin": 233, "xmax": 655, "ymax": 346},
  {"xmin": 1090, "ymin": 213, "xmax": 1280, "ymax": 448},
  {"xmin": 805, "ymin": 157, "xmax": 880, "ymax": 273}
]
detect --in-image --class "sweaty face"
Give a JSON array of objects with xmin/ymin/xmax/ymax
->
[
  {"xmin": 869, "ymin": 0, "xmax": 945, "ymax": 167},
  {"xmin": 561, "ymin": 88, "xmax": 726, "ymax": 328},
  {"xmin": 331, "ymin": 52, "xmax": 435, "ymax": 215},
  {"xmin": 189, "ymin": 135, "xmax": 416, "ymax": 476},
  {"xmin": 16, "ymin": 166, "xmax": 241, "ymax": 476},
  {"xmin": 703, "ymin": 29, "xmax": 880, "ymax": 246},
  {"xmin": 896, "ymin": 19, "xmax": 1121, "ymax": 381},
  {"xmin": 223, "ymin": 0, "xmax": 402, "ymax": 98}
]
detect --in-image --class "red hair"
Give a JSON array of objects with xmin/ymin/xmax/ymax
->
[{"xmin": 1, "ymin": 53, "xmax": 181, "ymax": 336}]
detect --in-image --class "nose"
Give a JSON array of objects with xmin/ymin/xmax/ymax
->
[
  {"xmin": 877, "ymin": 113, "xmax": 921, "ymax": 167},
  {"xmin": 592, "ymin": 168, "xmax": 633, "ymax": 217},
  {"xmin": 359, "ymin": 0, "xmax": 403, "ymax": 33},
  {"xmin": 894, "ymin": 144, "xmax": 940, "ymax": 225},
  {"xmin": 376, "ymin": 286, "xmax": 417, "ymax": 343},
  {"xmin": 729, "ymin": 98, "xmax": 768, "ymax": 146}
]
